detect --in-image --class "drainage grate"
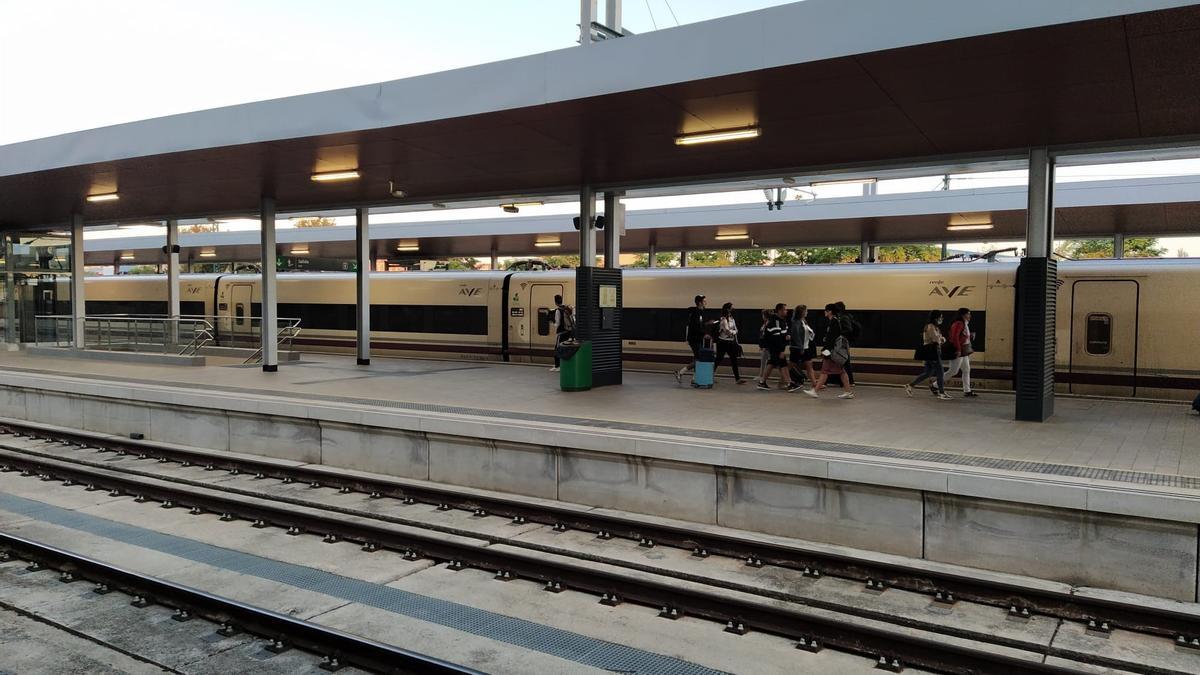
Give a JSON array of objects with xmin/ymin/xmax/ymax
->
[
  {"xmin": 5, "ymin": 365, "xmax": 1200, "ymax": 490},
  {"xmin": 0, "ymin": 492, "xmax": 726, "ymax": 675}
]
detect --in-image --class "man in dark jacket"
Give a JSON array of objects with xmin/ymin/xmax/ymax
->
[
  {"xmin": 676, "ymin": 295, "xmax": 708, "ymax": 382},
  {"xmin": 757, "ymin": 303, "xmax": 793, "ymax": 390}
]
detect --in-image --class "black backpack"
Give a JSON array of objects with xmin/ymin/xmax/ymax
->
[
  {"xmin": 841, "ymin": 313, "xmax": 862, "ymax": 344},
  {"xmin": 1193, "ymin": 392, "xmax": 1200, "ymax": 414}
]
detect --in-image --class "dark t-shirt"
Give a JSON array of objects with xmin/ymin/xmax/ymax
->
[{"xmin": 686, "ymin": 306, "xmax": 704, "ymax": 343}]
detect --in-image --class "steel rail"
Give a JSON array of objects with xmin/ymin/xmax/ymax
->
[
  {"xmin": 0, "ymin": 445, "xmax": 1128, "ymax": 675},
  {"xmin": 1, "ymin": 422, "xmax": 1192, "ymax": 641},
  {"xmin": 0, "ymin": 530, "xmax": 478, "ymax": 675}
]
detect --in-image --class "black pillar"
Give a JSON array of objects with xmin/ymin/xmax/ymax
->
[
  {"xmin": 575, "ymin": 266, "xmax": 622, "ymax": 387},
  {"xmin": 1014, "ymin": 258, "xmax": 1056, "ymax": 422}
]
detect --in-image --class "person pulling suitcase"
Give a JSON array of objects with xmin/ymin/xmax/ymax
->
[{"xmin": 692, "ymin": 335, "xmax": 716, "ymax": 389}]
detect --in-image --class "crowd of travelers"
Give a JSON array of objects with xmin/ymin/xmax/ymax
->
[{"xmin": 674, "ymin": 294, "xmax": 978, "ymax": 400}]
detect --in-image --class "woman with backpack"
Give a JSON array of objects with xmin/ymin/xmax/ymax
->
[
  {"xmin": 906, "ymin": 309, "xmax": 952, "ymax": 400},
  {"xmin": 942, "ymin": 307, "xmax": 977, "ymax": 397},
  {"xmin": 802, "ymin": 303, "xmax": 853, "ymax": 399},
  {"xmin": 715, "ymin": 302, "xmax": 747, "ymax": 384}
]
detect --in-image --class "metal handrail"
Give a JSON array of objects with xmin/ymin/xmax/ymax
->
[
  {"xmin": 242, "ymin": 318, "xmax": 302, "ymax": 364},
  {"xmin": 35, "ymin": 314, "xmax": 300, "ymax": 360}
]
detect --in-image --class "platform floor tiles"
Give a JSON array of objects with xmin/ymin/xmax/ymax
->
[{"xmin": 0, "ymin": 350, "xmax": 1196, "ymax": 482}]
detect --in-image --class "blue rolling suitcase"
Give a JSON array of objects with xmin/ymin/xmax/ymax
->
[{"xmin": 692, "ymin": 342, "xmax": 716, "ymax": 389}]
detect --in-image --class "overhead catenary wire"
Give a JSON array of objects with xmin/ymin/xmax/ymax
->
[
  {"xmin": 643, "ymin": 0, "xmax": 659, "ymax": 30},
  {"xmin": 662, "ymin": 0, "xmax": 680, "ymax": 26}
]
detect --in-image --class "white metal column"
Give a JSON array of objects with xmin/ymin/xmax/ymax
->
[
  {"xmin": 260, "ymin": 197, "xmax": 278, "ymax": 372},
  {"xmin": 579, "ymin": 185, "xmax": 597, "ymax": 264},
  {"xmin": 166, "ymin": 219, "xmax": 180, "ymax": 345},
  {"xmin": 70, "ymin": 213, "xmax": 85, "ymax": 348},
  {"xmin": 579, "ymin": 0, "xmax": 597, "ymax": 46},
  {"xmin": 647, "ymin": 242, "xmax": 657, "ymax": 268},
  {"xmin": 603, "ymin": 191, "xmax": 623, "ymax": 269},
  {"xmin": 1113, "ymin": 232, "xmax": 1125, "ymax": 259},
  {"xmin": 1026, "ymin": 147, "xmax": 1055, "ymax": 258},
  {"xmin": 355, "ymin": 207, "xmax": 371, "ymax": 366}
]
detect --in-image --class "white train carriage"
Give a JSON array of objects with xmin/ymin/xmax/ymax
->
[{"xmin": 73, "ymin": 259, "xmax": 1200, "ymax": 400}]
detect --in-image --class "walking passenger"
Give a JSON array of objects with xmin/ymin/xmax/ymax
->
[
  {"xmin": 675, "ymin": 295, "xmax": 709, "ymax": 383},
  {"xmin": 715, "ymin": 302, "xmax": 747, "ymax": 384},
  {"xmin": 756, "ymin": 309, "xmax": 771, "ymax": 383},
  {"xmin": 787, "ymin": 304, "xmax": 816, "ymax": 392},
  {"xmin": 757, "ymin": 303, "xmax": 792, "ymax": 390},
  {"xmin": 805, "ymin": 303, "xmax": 853, "ymax": 399},
  {"xmin": 549, "ymin": 295, "xmax": 574, "ymax": 372},
  {"xmin": 943, "ymin": 307, "xmax": 977, "ymax": 397},
  {"xmin": 834, "ymin": 301, "xmax": 858, "ymax": 387},
  {"xmin": 906, "ymin": 310, "xmax": 952, "ymax": 400}
]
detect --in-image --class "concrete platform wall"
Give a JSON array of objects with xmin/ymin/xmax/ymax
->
[{"xmin": 0, "ymin": 383, "xmax": 1195, "ymax": 602}]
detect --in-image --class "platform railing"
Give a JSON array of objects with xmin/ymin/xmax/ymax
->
[
  {"xmin": 242, "ymin": 317, "xmax": 302, "ymax": 364},
  {"xmin": 35, "ymin": 314, "xmax": 220, "ymax": 355},
  {"xmin": 35, "ymin": 314, "xmax": 301, "ymax": 360}
]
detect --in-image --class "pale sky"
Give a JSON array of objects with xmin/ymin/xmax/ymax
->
[{"xmin": 0, "ymin": 0, "xmax": 790, "ymax": 144}]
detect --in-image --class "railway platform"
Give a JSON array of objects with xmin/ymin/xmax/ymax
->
[{"xmin": 0, "ymin": 350, "xmax": 1196, "ymax": 605}]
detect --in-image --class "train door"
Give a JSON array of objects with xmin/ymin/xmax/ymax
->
[
  {"xmin": 527, "ymin": 284, "xmax": 563, "ymax": 360},
  {"xmin": 1069, "ymin": 280, "xmax": 1138, "ymax": 396},
  {"xmin": 228, "ymin": 283, "xmax": 254, "ymax": 348}
]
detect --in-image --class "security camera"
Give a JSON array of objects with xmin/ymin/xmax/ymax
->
[{"xmin": 388, "ymin": 181, "xmax": 407, "ymax": 199}]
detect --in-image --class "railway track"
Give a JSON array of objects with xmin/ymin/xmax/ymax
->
[
  {"xmin": 0, "ymin": 421, "xmax": 1196, "ymax": 674},
  {"xmin": 0, "ymin": 530, "xmax": 474, "ymax": 674}
]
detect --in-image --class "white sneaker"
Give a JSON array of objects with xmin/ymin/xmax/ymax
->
[
  {"xmin": 549, "ymin": 367, "xmax": 560, "ymax": 372},
  {"xmin": 675, "ymin": 368, "xmax": 684, "ymax": 383},
  {"xmin": 904, "ymin": 384, "xmax": 914, "ymax": 397},
  {"xmin": 937, "ymin": 392, "xmax": 953, "ymax": 400},
  {"xmin": 837, "ymin": 392, "xmax": 855, "ymax": 399},
  {"xmin": 802, "ymin": 389, "xmax": 818, "ymax": 399}
]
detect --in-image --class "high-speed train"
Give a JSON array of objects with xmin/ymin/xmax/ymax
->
[{"xmin": 67, "ymin": 259, "xmax": 1200, "ymax": 400}]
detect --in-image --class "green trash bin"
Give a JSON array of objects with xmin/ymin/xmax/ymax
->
[{"xmin": 558, "ymin": 340, "xmax": 592, "ymax": 391}]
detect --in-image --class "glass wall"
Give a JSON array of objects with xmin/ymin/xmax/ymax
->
[{"xmin": 0, "ymin": 232, "xmax": 75, "ymax": 345}]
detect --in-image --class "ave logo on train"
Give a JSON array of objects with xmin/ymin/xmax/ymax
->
[{"xmin": 927, "ymin": 280, "xmax": 974, "ymax": 297}]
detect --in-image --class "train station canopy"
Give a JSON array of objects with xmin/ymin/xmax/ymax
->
[
  {"xmin": 3, "ymin": 0, "xmax": 1200, "ymax": 229},
  {"xmin": 80, "ymin": 174, "xmax": 1200, "ymax": 264}
]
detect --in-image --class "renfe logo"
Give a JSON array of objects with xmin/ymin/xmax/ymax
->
[
  {"xmin": 928, "ymin": 283, "xmax": 974, "ymax": 298},
  {"xmin": 459, "ymin": 287, "xmax": 482, "ymax": 297}
]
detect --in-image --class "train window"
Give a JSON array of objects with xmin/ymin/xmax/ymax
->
[
  {"xmin": 537, "ymin": 308, "xmax": 551, "ymax": 336},
  {"xmin": 235, "ymin": 303, "xmax": 245, "ymax": 326},
  {"xmin": 1085, "ymin": 313, "xmax": 1112, "ymax": 355}
]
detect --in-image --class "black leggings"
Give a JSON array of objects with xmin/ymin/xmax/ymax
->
[{"xmin": 715, "ymin": 340, "xmax": 741, "ymax": 380}]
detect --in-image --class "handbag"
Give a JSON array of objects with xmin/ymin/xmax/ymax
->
[
  {"xmin": 913, "ymin": 343, "xmax": 936, "ymax": 361},
  {"xmin": 830, "ymin": 336, "xmax": 850, "ymax": 367}
]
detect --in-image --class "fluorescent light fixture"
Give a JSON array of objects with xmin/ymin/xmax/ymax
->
[
  {"xmin": 675, "ymin": 127, "xmax": 760, "ymax": 146},
  {"xmin": 86, "ymin": 192, "xmax": 119, "ymax": 202},
  {"xmin": 947, "ymin": 224, "xmax": 995, "ymax": 231},
  {"xmin": 534, "ymin": 239, "xmax": 561, "ymax": 248},
  {"xmin": 500, "ymin": 202, "xmax": 542, "ymax": 213},
  {"xmin": 311, "ymin": 170, "xmax": 360, "ymax": 182},
  {"xmin": 810, "ymin": 177, "xmax": 878, "ymax": 187},
  {"xmin": 290, "ymin": 247, "xmax": 309, "ymax": 255},
  {"xmin": 396, "ymin": 240, "xmax": 419, "ymax": 252},
  {"xmin": 714, "ymin": 233, "xmax": 750, "ymax": 241},
  {"xmin": 48, "ymin": 231, "xmax": 70, "ymax": 236},
  {"xmin": 199, "ymin": 250, "xmax": 217, "ymax": 258},
  {"xmin": 947, "ymin": 212, "xmax": 993, "ymax": 231},
  {"xmin": 120, "ymin": 253, "xmax": 135, "ymax": 260}
]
